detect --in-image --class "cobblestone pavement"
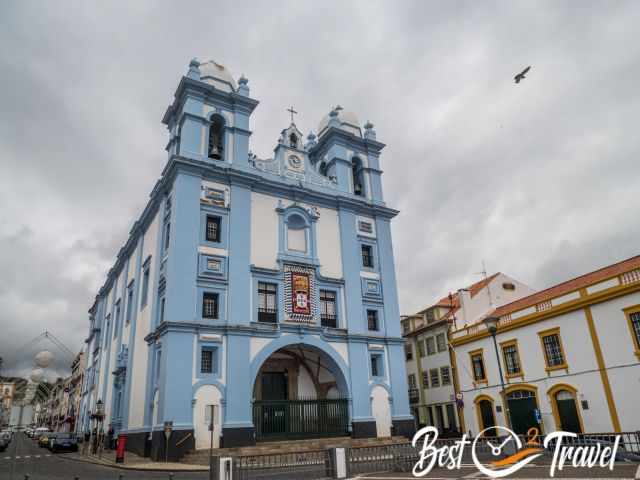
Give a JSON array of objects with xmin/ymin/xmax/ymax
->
[{"xmin": 0, "ymin": 433, "xmax": 208, "ymax": 480}]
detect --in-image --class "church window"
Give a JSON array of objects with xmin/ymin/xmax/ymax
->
[
  {"xmin": 163, "ymin": 221, "xmax": 171, "ymax": 253},
  {"xmin": 367, "ymin": 309, "xmax": 379, "ymax": 331},
  {"xmin": 351, "ymin": 157, "xmax": 365, "ymax": 196},
  {"xmin": 202, "ymin": 292, "xmax": 219, "ymax": 319},
  {"xmin": 361, "ymin": 245, "xmax": 373, "ymax": 268},
  {"xmin": 289, "ymin": 133, "xmax": 298, "ymax": 148},
  {"xmin": 140, "ymin": 258, "xmax": 151, "ymax": 310},
  {"xmin": 320, "ymin": 290, "xmax": 337, "ymax": 328},
  {"xmin": 257, "ymin": 282, "xmax": 277, "ymax": 323},
  {"xmin": 159, "ymin": 297, "xmax": 166, "ymax": 323},
  {"xmin": 208, "ymin": 115, "xmax": 225, "ymax": 160},
  {"xmin": 206, "ymin": 215, "xmax": 221, "ymax": 243},
  {"xmin": 200, "ymin": 347, "xmax": 217, "ymax": 374},
  {"xmin": 319, "ymin": 162, "xmax": 328, "ymax": 176},
  {"xmin": 287, "ymin": 214, "xmax": 307, "ymax": 252},
  {"xmin": 125, "ymin": 283, "xmax": 134, "ymax": 325},
  {"xmin": 370, "ymin": 353, "xmax": 383, "ymax": 377}
]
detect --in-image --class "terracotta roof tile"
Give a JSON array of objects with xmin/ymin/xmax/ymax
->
[{"xmin": 492, "ymin": 255, "xmax": 640, "ymax": 317}]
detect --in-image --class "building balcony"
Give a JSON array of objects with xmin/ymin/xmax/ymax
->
[
  {"xmin": 320, "ymin": 314, "xmax": 337, "ymax": 328},
  {"xmin": 408, "ymin": 388, "xmax": 420, "ymax": 404},
  {"xmin": 258, "ymin": 308, "xmax": 278, "ymax": 324}
]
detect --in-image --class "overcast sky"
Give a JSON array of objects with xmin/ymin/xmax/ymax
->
[{"xmin": 1, "ymin": 0, "xmax": 639, "ymax": 377}]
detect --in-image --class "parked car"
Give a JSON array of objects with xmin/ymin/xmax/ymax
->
[
  {"xmin": 48, "ymin": 433, "xmax": 78, "ymax": 453},
  {"xmin": 37, "ymin": 432, "xmax": 52, "ymax": 448}
]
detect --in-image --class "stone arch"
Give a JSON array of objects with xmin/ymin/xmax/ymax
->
[
  {"xmin": 250, "ymin": 335, "xmax": 350, "ymax": 398},
  {"xmin": 207, "ymin": 112, "xmax": 226, "ymax": 160}
]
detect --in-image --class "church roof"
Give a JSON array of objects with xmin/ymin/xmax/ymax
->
[
  {"xmin": 198, "ymin": 60, "xmax": 237, "ymax": 90},
  {"xmin": 317, "ymin": 108, "xmax": 362, "ymax": 138}
]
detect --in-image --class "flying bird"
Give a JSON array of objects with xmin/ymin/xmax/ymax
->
[{"xmin": 514, "ymin": 66, "xmax": 531, "ymax": 84}]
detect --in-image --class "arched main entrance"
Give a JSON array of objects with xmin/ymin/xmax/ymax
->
[
  {"xmin": 548, "ymin": 384, "xmax": 583, "ymax": 434},
  {"xmin": 193, "ymin": 384, "xmax": 223, "ymax": 449},
  {"xmin": 505, "ymin": 385, "xmax": 542, "ymax": 435},
  {"xmin": 252, "ymin": 343, "xmax": 350, "ymax": 440}
]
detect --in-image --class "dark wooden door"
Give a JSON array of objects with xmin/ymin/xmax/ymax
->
[
  {"xmin": 479, "ymin": 400, "xmax": 496, "ymax": 437},
  {"xmin": 261, "ymin": 372, "xmax": 288, "ymax": 400},
  {"xmin": 507, "ymin": 391, "xmax": 539, "ymax": 435}
]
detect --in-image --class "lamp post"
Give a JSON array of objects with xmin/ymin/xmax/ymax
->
[{"xmin": 483, "ymin": 316, "xmax": 512, "ymax": 431}]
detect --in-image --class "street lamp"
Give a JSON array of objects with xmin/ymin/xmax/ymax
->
[{"xmin": 483, "ymin": 316, "xmax": 512, "ymax": 431}]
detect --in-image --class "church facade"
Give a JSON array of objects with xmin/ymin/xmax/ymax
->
[{"xmin": 80, "ymin": 59, "xmax": 413, "ymax": 459}]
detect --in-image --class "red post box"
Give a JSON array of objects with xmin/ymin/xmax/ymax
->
[{"xmin": 115, "ymin": 434, "xmax": 127, "ymax": 464}]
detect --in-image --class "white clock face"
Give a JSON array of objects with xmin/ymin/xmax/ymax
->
[{"xmin": 288, "ymin": 155, "xmax": 302, "ymax": 170}]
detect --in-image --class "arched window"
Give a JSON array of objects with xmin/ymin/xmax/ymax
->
[
  {"xmin": 352, "ymin": 157, "xmax": 365, "ymax": 196},
  {"xmin": 208, "ymin": 115, "xmax": 225, "ymax": 160},
  {"xmin": 319, "ymin": 161, "xmax": 328, "ymax": 177},
  {"xmin": 287, "ymin": 213, "xmax": 307, "ymax": 252},
  {"xmin": 289, "ymin": 133, "xmax": 298, "ymax": 149}
]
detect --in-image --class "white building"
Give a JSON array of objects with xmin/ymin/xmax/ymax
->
[
  {"xmin": 451, "ymin": 255, "xmax": 640, "ymax": 436},
  {"xmin": 403, "ymin": 273, "xmax": 535, "ymax": 433}
]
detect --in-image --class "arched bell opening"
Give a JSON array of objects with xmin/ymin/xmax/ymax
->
[{"xmin": 252, "ymin": 344, "xmax": 350, "ymax": 440}]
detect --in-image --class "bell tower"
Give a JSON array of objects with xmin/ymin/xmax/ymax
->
[{"xmin": 162, "ymin": 59, "xmax": 259, "ymax": 168}]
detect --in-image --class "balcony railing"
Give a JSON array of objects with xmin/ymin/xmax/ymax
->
[
  {"xmin": 320, "ymin": 314, "xmax": 337, "ymax": 328},
  {"xmin": 258, "ymin": 308, "xmax": 277, "ymax": 323}
]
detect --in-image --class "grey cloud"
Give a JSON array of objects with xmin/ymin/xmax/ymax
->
[{"xmin": 1, "ymin": 0, "xmax": 639, "ymax": 375}]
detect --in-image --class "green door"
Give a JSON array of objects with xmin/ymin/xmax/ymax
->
[
  {"xmin": 260, "ymin": 373, "xmax": 288, "ymax": 435},
  {"xmin": 556, "ymin": 391, "xmax": 582, "ymax": 434},
  {"xmin": 479, "ymin": 400, "xmax": 497, "ymax": 437},
  {"xmin": 507, "ymin": 390, "xmax": 539, "ymax": 435}
]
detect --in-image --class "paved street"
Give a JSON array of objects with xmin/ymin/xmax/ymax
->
[{"xmin": 0, "ymin": 433, "xmax": 207, "ymax": 480}]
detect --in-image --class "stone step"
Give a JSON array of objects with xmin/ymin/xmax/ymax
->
[{"xmin": 182, "ymin": 436, "xmax": 409, "ymax": 465}]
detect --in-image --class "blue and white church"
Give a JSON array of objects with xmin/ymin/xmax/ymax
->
[{"xmin": 79, "ymin": 59, "xmax": 413, "ymax": 459}]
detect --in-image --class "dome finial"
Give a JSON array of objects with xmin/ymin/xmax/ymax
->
[{"xmin": 187, "ymin": 58, "xmax": 201, "ymax": 80}]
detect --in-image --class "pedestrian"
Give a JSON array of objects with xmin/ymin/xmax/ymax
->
[{"xmin": 107, "ymin": 424, "xmax": 114, "ymax": 450}]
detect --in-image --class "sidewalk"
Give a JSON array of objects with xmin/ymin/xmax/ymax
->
[{"xmin": 62, "ymin": 450, "xmax": 209, "ymax": 472}]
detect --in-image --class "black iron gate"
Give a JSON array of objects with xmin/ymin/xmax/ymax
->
[{"xmin": 253, "ymin": 398, "xmax": 349, "ymax": 440}]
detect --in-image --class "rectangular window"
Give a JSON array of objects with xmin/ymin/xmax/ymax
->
[
  {"xmin": 140, "ymin": 261, "xmax": 150, "ymax": 310},
  {"xmin": 408, "ymin": 374, "xmax": 417, "ymax": 389},
  {"xmin": 367, "ymin": 309, "xmax": 379, "ymax": 331},
  {"xmin": 539, "ymin": 329, "xmax": 566, "ymax": 369},
  {"xmin": 440, "ymin": 366, "xmax": 451, "ymax": 385},
  {"xmin": 125, "ymin": 284, "xmax": 134, "ymax": 325},
  {"xmin": 436, "ymin": 333, "xmax": 447, "ymax": 352},
  {"xmin": 163, "ymin": 222, "xmax": 171, "ymax": 252},
  {"xmin": 470, "ymin": 350, "xmax": 486, "ymax": 382},
  {"xmin": 206, "ymin": 215, "xmax": 221, "ymax": 243},
  {"xmin": 320, "ymin": 290, "xmax": 337, "ymax": 327},
  {"xmin": 257, "ymin": 282, "xmax": 277, "ymax": 323},
  {"xmin": 361, "ymin": 245, "xmax": 373, "ymax": 268},
  {"xmin": 200, "ymin": 348, "xmax": 216, "ymax": 374},
  {"xmin": 501, "ymin": 341, "xmax": 522, "ymax": 376},
  {"xmin": 370, "ymin": 354, "xmax": 382, "ymax": 377},
  {"xmin": 429, "ymin": 368, "xmax": 440, "ymax": 388},
  {"xmin": 417, "ymin": 339, "xmax": 425, "ymax": 357},
  {"xmin": 625, "ymin": 308, "xmax": 640, "ymax": 357},
  {"xmin": 422, "ymin": 371, "xmax": 429, "ymax": 388},
  {"xmin": 202, "ymin": 292, "xmax": 219, "ymax": 319},
  {"xmin": 425, "ymin": 309, "xmax": 435, "ymax": 324},
  {"xmin": 426, "ymin": 337, "xmax": 436, "ymax": 355},
  {"xmin": 159, "ymin": 297, "xmax": 166, "ymax": 323},
  {"xmin": 405, "ymin": 343, "xmax": 413, "ymax": 361},
  {"xmin": 113, "ymin": 301, "xmax": 121, "ymax": 338},
  {"xmin": 402, "ymin": 320, "xmax": 410, "ymax": 335}
]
